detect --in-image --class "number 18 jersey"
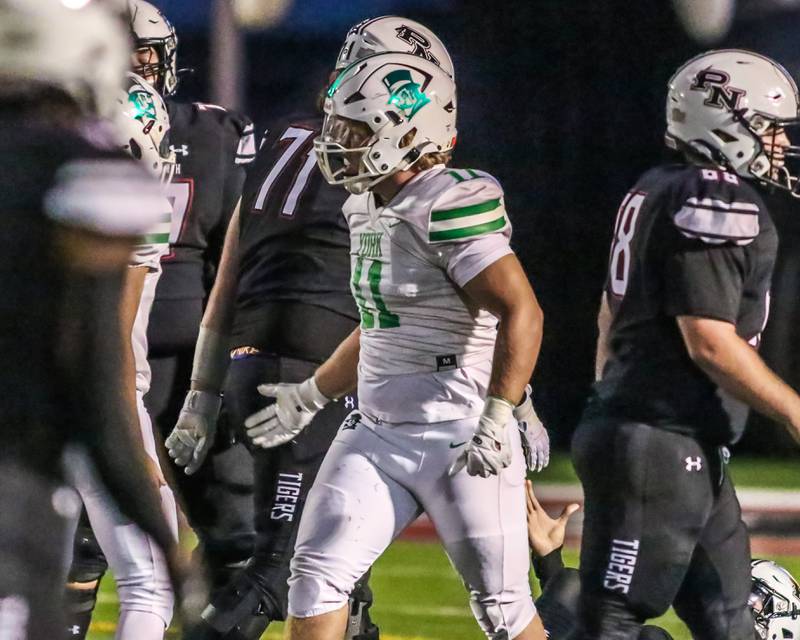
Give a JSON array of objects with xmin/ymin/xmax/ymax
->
[
  {"xmin": 596, "ymin": 163, "xmax": 776, "ymax": 444},
  {"xmin": 344, "ymin": 165, "xmax": 513, "ymax": 423}
]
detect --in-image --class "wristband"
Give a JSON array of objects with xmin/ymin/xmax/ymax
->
[{"xmin": 191, "ymin": 327, "xmax": 230, "ymax": 393}]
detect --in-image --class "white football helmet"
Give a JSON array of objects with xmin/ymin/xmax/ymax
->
[
  {"xmin": 337, "ymin": 16, "xmax": 454, "ymax": 79},
  {"xmin": 0, "ymin": 0, "xmax": 130, "ymax": 120},
  {"xmin": 750, "ymin": 559, "xmax": 800, "ymax": 640},
  {"xmin": 116, "ymin": 72, "xmax": 175, "ymax": 182},
  {"xmin": 666, "ymin": 49, "xmax": 800, "ymax": 194},
  {"xmin": 315, "ymin": 53, "xmax": 457, "ymax": 195},
  {"xmin": 128, "ymin": 0, "xmax": 179, "ymax": 96}
]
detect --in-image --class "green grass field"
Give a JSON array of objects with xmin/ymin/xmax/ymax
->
[
  {"xmin": 88, "ymin": 454, "xmax": 799, "ymax": 639},
  {"xmin": 89, "ymin": 540, "xmax": 800, "ymax": 640}
]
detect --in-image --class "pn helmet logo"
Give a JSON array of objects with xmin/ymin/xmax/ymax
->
[
  {"xmin": 395, "ymin": 25, "xmax": 441, "ymax": 67},
  {"xmin": 691, "ymin": 68, "xmax": 746, "ymax": 111},
  {"xmin": 384, "ymin": 69, "xmax": 430, "ymax": 119},
  {"xmin": 128, "ymin": 89, "xmax": 157, "ymax": 134}
]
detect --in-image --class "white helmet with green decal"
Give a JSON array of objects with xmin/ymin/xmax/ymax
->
[
  {"xmin": 315, "ymin": 52, "xmax": 457, "ymax": 195},
  {"xmin": 116, "ymin": 72, "xmax": 175, "ymax": 182}
]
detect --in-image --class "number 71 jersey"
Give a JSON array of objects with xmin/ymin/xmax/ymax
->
[{"xmin": 343, "ymin": 165, "xmax": 513, "ymax": 380}]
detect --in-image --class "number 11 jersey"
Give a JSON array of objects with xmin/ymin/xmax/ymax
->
[
  {"xmin": 344, "ymin": 165, "xmax": 513, "ymax": 424},
  {"xmin": 596, "ymin": 163, "xmax": 776, "ymax": 444}
]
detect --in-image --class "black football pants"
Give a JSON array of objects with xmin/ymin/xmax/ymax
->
[
  {"xmin": 221, "ymin": 352, "xmax": 357, "ymax": 618},
  {"xmin": 145, "ymin": 299, "xmax": 255, "ymax": 587},
  {"xmin": 569, "ymin": 416, "xmax": 753, "ymax": 640}
]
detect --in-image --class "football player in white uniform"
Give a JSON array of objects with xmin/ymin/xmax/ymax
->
[
  {"xmin": 66, "ymin": 73, "xmax": 179, "ymax": 640},
  {"xmin": 244, "ymin": 53, "xmax": 548, "ymax": 640}
]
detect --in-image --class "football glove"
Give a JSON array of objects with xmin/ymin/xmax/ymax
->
[
  {"xmin": 166, "ymin": 390, "xmax": 222, "ymax": 476},
  {"xmin": 244, "ymin": 377, "xmax": 330, "ymax": 449},
  {"xmin": 515, "ymin": 384, "xmax": 550, "ymax": 472},
  {"xmin": 449, "ymin": 396, "xmax": 514, "ymax": 478}
]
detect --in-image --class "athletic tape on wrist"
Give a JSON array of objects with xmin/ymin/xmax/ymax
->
[{"xmin": 191, "ymin": 327, "xmax": 230, "ymax": 393}]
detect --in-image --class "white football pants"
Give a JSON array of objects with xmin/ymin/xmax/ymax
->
[
  {"xmin": 70, "ymin": 391, "xmax": 178, "ymax": 639},
  {"xmin": 288, "ymin": 411, "xmax": 537, "ymax": 639}
]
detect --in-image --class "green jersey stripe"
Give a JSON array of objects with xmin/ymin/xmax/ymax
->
[
  {"xmin": 431, "ymin": 198, "xmax": 502, "ymax": 222},
  {"xmin": 429, "ymin": 215, "xmax": 506, "ymax": 242},
  {"xmin": 447, "ymin": 170, "xmax": 466, "ymax": 183},
  {"xmin": 140, "ymin": 232, "xmax": 170, "ymax": 244},
  {"xmin": 466, "ymin": 169, "xmax": 480, "ymax": 179}
]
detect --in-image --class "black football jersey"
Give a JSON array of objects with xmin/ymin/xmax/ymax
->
[
  {"xmin": 156, "ymin": 100, "xmax": 255, "ymax": 301},
  {"xmin": 147, "ymin": 100, "xmax": 255, "ymax": 352},
  {"xmin": 595, "ymin": 164, "xmax": 777, "ymax": 444},
  {"xmin": 0, "ymin": 119, "xmax": 164, "ymax": 474},
  {"xmin": 233, "ymin": 114, "xmax": 357, "ymax": 356}
]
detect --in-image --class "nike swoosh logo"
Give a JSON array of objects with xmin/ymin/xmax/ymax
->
[
  {"xmin": 387, "ymin": 220, "xmax": 402, "ymax": 228},
  {"xmin": 449, "ymin": 441, "xmax": 467, "ymax": 448}
]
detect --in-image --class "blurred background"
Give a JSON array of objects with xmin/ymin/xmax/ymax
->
[{"xmin": 157, "ymin": 0, "xmax": 800, "ymax": 455}]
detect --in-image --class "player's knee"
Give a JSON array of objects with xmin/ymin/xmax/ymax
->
[
  {"xmin": 115, "ymin": 574, "xmax": 174, "ymax": 627},
  {"xmin": 287, "ymin": 558, "xmax": 352, "ymax": 619},
  {"xmin": 468, "ymin": 587, "xmax": 537, "ymax": 640},
  {"xmin": 65, "ymin": 580, "xmax": 102, "ymax": 615}
]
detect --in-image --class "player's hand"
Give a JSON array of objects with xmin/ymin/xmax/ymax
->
[
  {"xmin": 165, "ymin": 390, "xmax": 221, "ymax": 476},
  {"xmin": 526, "ymin": 480, "xmax": 580, "ymax": 557},
  {"xmin": 515, "ymin": 385, "xmax": 550, "ymax": 472},
  {"xmin": 244, "ymin": 377, "xmax": 330, "ymax": 449},
  {"xmin": 449, "ymin": 396, "xmax": 514, "ymax": 478}
]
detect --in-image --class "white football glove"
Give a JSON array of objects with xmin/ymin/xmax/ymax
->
[
  {"xmin": 449, "ymin": 396, "xmax": 514, "ymax": 478},
  {"xmin": 515, "ymin": 384, "xmax": 550, "ymax": 472},
  {"xmin": 165, "ymin": 390, "xmax": 221, "ymax": 476},
  {"xmin": 244, "ymin": 377, "xmax": 330, "ymax": 449}
]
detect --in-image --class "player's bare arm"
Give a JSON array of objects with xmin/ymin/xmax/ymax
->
[
  {"xmin": 450, "ymin": 253, "xmax": 545, "ymax": 478},
  {"xmin": 462, "ymin": 253, "xmax": 543, "ymax": 405},
  {"xmin": 314, "ymin": 326, "xmax": 361, "ymax": 399},
  {"xmin": 595, "ymin": 291, "xmax": 612, "ymax": 381},
  {"xmin": 677, "ymin": 316, "xmax": 800, "ymax": 443},
  {"xmin": 167, "ymin": 200, "xmax": 243, "ymax": 474}
]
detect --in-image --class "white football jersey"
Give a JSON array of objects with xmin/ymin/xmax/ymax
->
[
  {"xmin": 129, "ymin": 190, "xmax": 172, "ymax": 394},
  {"xmin": 344, "ymin": 164, "xmax": 513, "ymax": 423}
]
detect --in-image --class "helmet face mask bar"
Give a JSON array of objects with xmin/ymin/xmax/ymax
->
[
  {"xmin": 734, "ymin": 110, "xmax": 800, "ymax": 196},
  {"xmin": 128, "ymin": 0, "xmax": 179, "ymax": 96},
  {"xmin": 315, "ymin": 53, "xmax": 457, "ymax": 196}
]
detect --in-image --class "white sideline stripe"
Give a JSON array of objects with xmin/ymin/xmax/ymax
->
[{"xmin": 528, "ymin": 483, "xmax": 800, "ymax": 512}]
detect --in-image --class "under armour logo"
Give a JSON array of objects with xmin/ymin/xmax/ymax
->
[
  {"xmin": 344, "ymin": 396, "xmax": 355, "ymax": 409},
  {"xmin": 685, "ymin": 456, "xmax": 702, "ymax": 471},
  {"xmin": 70, "ymin": 625, "xmax": 81, "ymax": 635},
  {"xmin": 170, "ymin": 144, "xmax": 189, "ymax": 156}
]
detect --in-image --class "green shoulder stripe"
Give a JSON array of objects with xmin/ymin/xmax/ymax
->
[
  {"xmin": 429, "ymin": 215, "xmax": 507, "ymax": 242},
  {"xmin": 431, "ymin": 198, "xmax": 502, "ymax": 222}
]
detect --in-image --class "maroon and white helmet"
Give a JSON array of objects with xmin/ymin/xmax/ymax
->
[
  {"xmin": 666, "ymin": 49, "xmax": 800, "ymax": 193},
  {"xmin": 336, "ymin": 16, "xmax": 454, "ymax": 79}
]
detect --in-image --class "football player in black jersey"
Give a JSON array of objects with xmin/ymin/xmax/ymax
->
[
  {"xmin": 129, "ymin": 0, "xmax": 259, "ymax": 589},
  {"xmin": 0, "ymin": 1, "xmax": 182, "ymax": 638},
  {"xmin": 571, "ymin": 50, "xmax": 800, "ymax": 639},
  {"xmin": 164, "ymin": 17, "xmax": 456, "ymax": 640},
  {"xmin": 130, "ymin": 0, "xmax": 257, "ymax": 588}
]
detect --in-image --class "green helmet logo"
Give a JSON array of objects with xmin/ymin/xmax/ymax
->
[
  {"xmin": 383, "ymin": 69, "xmax": 430, "ymax": 119},
  {"xmin": 128, "ymin": 89, "xmax": 157, "ymax": 133}
]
